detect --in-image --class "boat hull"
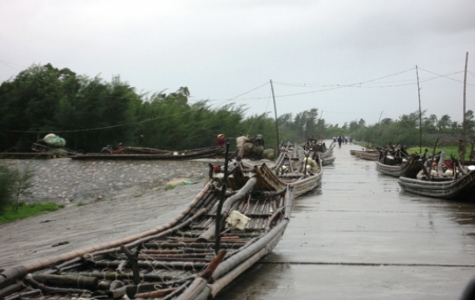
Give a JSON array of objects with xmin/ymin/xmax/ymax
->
[
  {"xmin": 350, "ymin": 150, "xmax": 379, "ymax": 160},
  {"xmin": 398, "ymin": 171, "xmax": 475, "ymax": 200},
  {"xmin": 376, "ymin": 154, "xmax": 422, "ymax": 178},
  {"xmin": 274, "ymin": 143, "xmax": 323, "ymax": 198}
]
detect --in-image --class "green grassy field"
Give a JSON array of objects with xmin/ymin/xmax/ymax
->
[
  {"xmin": 0, "ymin": 202, "xmax": 64, "ymax": 225},
  {"xmin": 407, "ymin": 145, "xmax": 473, "ymax": 160}
]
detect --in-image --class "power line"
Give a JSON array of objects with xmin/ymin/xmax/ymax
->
[
  {"xmin": 193, "ymin": 82, "xmax": 270, "ymax": 104},
  {"xmin": 273, "ymin": 67, "xmax": 416, "ymax": 87},
  {"xmin": 1, "ymin": 109, "xmax": 195, "ymax": 134},
  {"xmin": 418, "ymin": 68, "xmax": 475, "ymax": 87}
]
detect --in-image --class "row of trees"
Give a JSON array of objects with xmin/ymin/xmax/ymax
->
[
  {"xmin": 346, "ymin": 110, "xmax": 474, "ymax": 150},
  {"xmin": 1, "ymin": 63, "xmax": 471, "ymax": 154},
  {"xmin": 0, "ymin": 64, "xmax": 327, "ymax": 153}
]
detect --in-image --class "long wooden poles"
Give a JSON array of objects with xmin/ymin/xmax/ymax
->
[
  {"xmin": 463, "ymin": 52, "xmax": 469, "ymax": 144},
  {"xmin": 416, "ymin": 65, "xmax": 422, "ymax": 154},
  {"xmin": 215, "ymin": 143, "xmax": 229, "ymax": 254},
  {"xmin": 270, "ymin": 80, "xmax": 280, "ymax": 153}
]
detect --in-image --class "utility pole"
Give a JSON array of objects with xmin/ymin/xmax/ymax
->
[
  {"xmin": 375, "ymin": 111, "xmax": 383, "ymax": 147},
  {"xmin": 270, "ymin": 80, "xmax": 280, "ymax": 152},
  {"xmin": 463, "ymin": 52, "xmax": 469, "ymax": 144},
  {"xmin": 320, "ymin": 111, "xmax": 324, "ymax": 142},
  {"xmin": 416, "ymin": 65, "xmax": 422, "ymax": 154}
]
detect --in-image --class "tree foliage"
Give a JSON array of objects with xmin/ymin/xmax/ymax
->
[
  {"xmin": 0, "ymin": 164, "xmax": 16, "ymax": 215},
  {"xmin": 0, "ymin": 63, "xmax": 471, "ymax": 154},
  {"xmin": 347, "ymin": 109, "xmax": 472, "ymax": 150}
]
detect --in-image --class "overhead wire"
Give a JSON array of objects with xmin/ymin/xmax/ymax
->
[
  {"xmin": 417, "ymin": 68, "xmax": 475, "ymax": 87},
  {"xmin": 195, "ymin": 82, "xmax": 269, "ymax": 105},
  {"xmin": 245, "ymin": 88, "xmax": 274, "ymax": 136},
  {"xmin": 273, "ymin": 67, "xmax": 416, "ymax": 87}
]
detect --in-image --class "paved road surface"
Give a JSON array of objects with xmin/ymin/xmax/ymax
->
[{"xmin": 215, "ymin": 141, "xmax": 475, "ymax": 300}]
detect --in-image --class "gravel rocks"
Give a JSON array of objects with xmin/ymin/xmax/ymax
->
[
  {"xmin": 0, "ymin": 158, "xmax": 223, "ymax": 268},
  {"xmin": 2, "ymin": 158, "xmax": 222, "ymax": 205}
]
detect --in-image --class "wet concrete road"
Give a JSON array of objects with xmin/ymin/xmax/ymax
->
[{"xmin": 216, "ymin": 141, "xmax": 475, "ymax": 300}]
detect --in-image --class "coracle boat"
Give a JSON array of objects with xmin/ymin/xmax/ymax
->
[
  {"xmin": 0, "ymin": 163, "xmax": 292, "ymax": 299},
  {"xmin": 310, "ymin": 141, "xmax": 335, "ymax": 159},
  {"xmin": 321, "ymin": 155, "xmax": 336, "ymax": 166},
  {"xmin": 274, "ymin": 143, "xmax": 323, "ymax": 197},
  {"xmin": 375, "ymin": 152, "xmax": 423, "ymax": 178},
  {"xmin": 303, "ymin": 140, "xmax": 335, "ymax": 166},
  {"xmin": 72, "ymin": 146, "xmax": 225, "ymax": 160},
  {"xmin": 398, "ymin": 150, "xmax": 475, "ymax": 200},
  {"xmin": 350, "ymin": 149, "xmax": 379, "ymax": 161},
  {"xmin": 399, "ymin": 169, "xmax": 475, "ymax": 199}
]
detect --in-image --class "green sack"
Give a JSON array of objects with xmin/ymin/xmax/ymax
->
[{"xmin": 43, "ymin": 134, "xmax": 66, "ymax": 147}]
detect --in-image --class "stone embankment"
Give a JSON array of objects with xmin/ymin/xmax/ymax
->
[{"xmin": 3, "ymin": 158, "xmax": 221, "ymax": 205}]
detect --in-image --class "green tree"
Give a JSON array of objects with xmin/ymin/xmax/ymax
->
[
  {"xmin": 358, "ymin": 118, "xmax": 366, "ymax": 128},
  {"xmin": 0, "ymin": 164, "xmax": 16, "ymax": 215},
  {"xmin": 349, "ymin": 120, "xmax": 359, "ymax": 133},
  {"xmin": 12, "ymin": 167, "xmax": 34, "ymax": 212},
  {"xmin": 465, "ymin": 110, "xmax": 475, "ymax": 135},
  {"xmin": 0, "ymin": 63, "xmax": 69, "ymax": 151}
]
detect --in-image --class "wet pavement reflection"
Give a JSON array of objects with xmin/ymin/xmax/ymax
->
[{"xmin": 215, "ymin": 141, "xmax": 475, "ymax": 300}]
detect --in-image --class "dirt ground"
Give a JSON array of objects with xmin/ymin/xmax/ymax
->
[{"xmin": 0, "ymin": 178, "xmax": 208, "ymax": 269}]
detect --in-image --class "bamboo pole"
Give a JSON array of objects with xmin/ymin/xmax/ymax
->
[
  {"xmin": 463, "ymin": 52, "xmax": 469, "ymax": 144},
  {"xmin": 270, "ymin": 80, "xmax": 280, "ymax": 154},
  {"xmin": 215, "ymin": 143, "xmax": 229, "ymax": 254},
  {"xmin": 416, "ymin": 65, "xmax": 422, "ymax": 153},
  {"xmin": 429, "ymin": 138, "xmax": 439, "ymax": 179}
]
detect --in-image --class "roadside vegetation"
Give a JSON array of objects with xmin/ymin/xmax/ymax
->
[
  {"xmin": 0, "ymin": 161, "xmax": 46, "ymax": 222},
  {"xmin": 0, "ymin": 202, "xmax": 64, "ymax": 225},
  {"xmin": 407, "ymin": 146, "xmax": 472, "ymax": 161},
  {"xmin": 1, "ymin": 63, "xmax": 473, "ymax": 155}
]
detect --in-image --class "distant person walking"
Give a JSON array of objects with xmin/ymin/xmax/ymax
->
[{"xmin": 337, "ymin": 136, "xmax": 343, "ymax": 148}]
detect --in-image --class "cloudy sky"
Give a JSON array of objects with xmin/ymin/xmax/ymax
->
[{"xmin": 1, "ymin": 0, "xmax": 474, "ymax": 126}]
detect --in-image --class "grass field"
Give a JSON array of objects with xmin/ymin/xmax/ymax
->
[
  {"xmin": 407, "ymin": 145, "xmax": 474, "ymax": 161},
  {"xmin": 0, "ymin": 202, "xmax": 64, "ymax": 225}
]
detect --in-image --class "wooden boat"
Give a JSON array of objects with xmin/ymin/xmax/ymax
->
[
  {"xmin": 0, "ymin": 163, "xmax": 292, "ymax": 300},
  {"xmin": 322, "ymin": 155, "xmax": 336, "ymax": 166},
  {"xmin": 310, "ymin": 141, "xmax": 335, "ymax": 159},
  {"xmin": 72, "ymin": 146, "xmax": 225, "ymax": 160},
  {"xmin": 273, "ymin": 143, "xmax": 323, "ymax": 197},
  {"xmin": 398, "ymin": 170, "xmax": 475, "ymax": 200},
  {"xmin": 398, "ymin": 151, "xmax": 475, "ymax": 200},
  {"xmin": 350, "ymin": 149, "xmax": 379, "ymax": 161},
  {"xmin": 375, "ymin": 150, "xmax": 423, "ymax": 178},
  {"xmin": 300, "ymin": 140, "xmax": 335, "ymax": 165}
]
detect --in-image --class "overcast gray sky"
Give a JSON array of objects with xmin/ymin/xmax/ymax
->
[{"xmin": 1, "ymin": 0, "xmax": 474, "ymax": 126}]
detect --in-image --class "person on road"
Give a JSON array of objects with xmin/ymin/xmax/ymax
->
[{"xmin": 337, "ymin": 136, "xmax": 343, "ymax": 148}]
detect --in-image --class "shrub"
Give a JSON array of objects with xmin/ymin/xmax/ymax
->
[
  {"xmin": 0, "ymin": 162, "xmax": 35, "ymax": 215},
  {"xmin": 164, "ymin": 184, "xmax": 176, "ymax": 191},
  {"xmin": 0, "ymin": 164, "xmax": 16, "ymax": 215}
]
